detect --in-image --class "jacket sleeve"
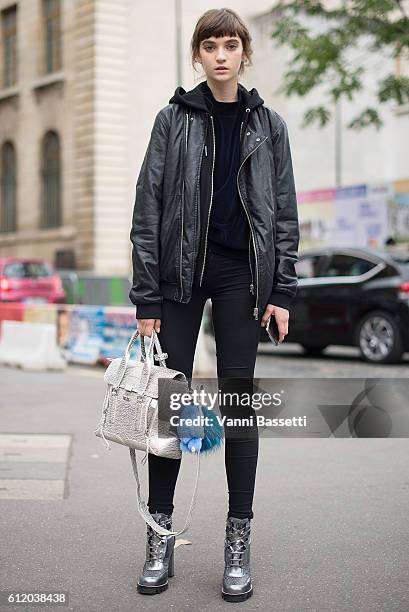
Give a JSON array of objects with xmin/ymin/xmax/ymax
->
[
  {"xmin": 268, "ymin": 118, "xmax": 300, "ymax": 311},
  {"xmin": 129, "ymin": 109, "xmax": 170, "ymax": 320}
]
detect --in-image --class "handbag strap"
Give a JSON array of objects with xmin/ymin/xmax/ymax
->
[
  {"xmin": 117, "ymin": 327, "xmax": 196, "ymax": 536},
  {"xmin": 129, "ymin": 446, "xmax": 200, "ymax": 537}
]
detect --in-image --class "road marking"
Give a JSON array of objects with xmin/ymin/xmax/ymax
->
[
  {"xmin": 0, "ymin": 434, "xmax": 71, "ymax": 500},
  {"xmin": 0, "ymin": 479, "xmax": 65, "ymax": 500},
  {"xmin": 0, "ymin": 434, "xmax": 71, "ymax": 448}
]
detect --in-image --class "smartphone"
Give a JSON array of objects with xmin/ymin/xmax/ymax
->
[{"xmin": 266, "ymin": 316, "xmax": 280, "ymax": 345}]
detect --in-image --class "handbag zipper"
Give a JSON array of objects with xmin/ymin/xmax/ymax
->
[
  {"xmin": 101, "ymin": 387, "xmax": 110, "ymax": 426},
  {"xmin": 109, "ymin": 387, "xmax": 118, "ymax": 423}
]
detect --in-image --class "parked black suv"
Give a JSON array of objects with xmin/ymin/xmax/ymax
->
[{"xmin": 279, "ymin": 246, "xmax": 409, "ymax": 363}]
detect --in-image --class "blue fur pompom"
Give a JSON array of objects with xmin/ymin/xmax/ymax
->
[
  {"xmin": 180, "ymin": 437, "xmax": 202, "ymax": 453},
  {"xmin": 200, "ymin": 405, "xmax": 224, "ymax": 454},
  {"xmin": 177, "ymin": 400, "xmax": 224, "ymax": 455}
]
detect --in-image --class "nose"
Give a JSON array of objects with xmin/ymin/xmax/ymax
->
[{"xmin": 216, "ymin": 47, "xmax": 227, "ymax": 62}]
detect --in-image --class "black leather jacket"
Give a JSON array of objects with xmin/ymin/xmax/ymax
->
[{"xmin": 130, "ymin": 81, "xmax": 300, "ymax": 321}]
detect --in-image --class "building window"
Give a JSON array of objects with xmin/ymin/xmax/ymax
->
[
  {"xmin": 43, "ymin": 0, "xmax": 62, "ymax": 74},
  {"xmin": 40, "ymin": 131, "xmax": 61, "ymax": 228},
  {"xmin": 1, "ymin": 5, "xmax": 17, "ymax": 88},
  {"xmin": 0, "ymin": 141, "xmax": 17, "ymax": 233}
]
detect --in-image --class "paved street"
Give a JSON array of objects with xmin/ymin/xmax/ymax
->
[{"xmin": 1, "ymin": 341, "xmax": 409, "ymax": 611}]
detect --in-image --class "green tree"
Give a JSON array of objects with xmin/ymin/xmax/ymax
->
[{"xmin": 270, "ymin": 0, "xmax": 409, "ymax": 130}]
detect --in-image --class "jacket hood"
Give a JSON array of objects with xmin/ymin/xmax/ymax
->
[{"xmin": 169, "ymin": 80, "xmax": 264, "ymax": 114}]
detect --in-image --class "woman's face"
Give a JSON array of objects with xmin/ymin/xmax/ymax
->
[{"xmin": 196, "ymin": 35, "xmax": 246, "ymax": 83}]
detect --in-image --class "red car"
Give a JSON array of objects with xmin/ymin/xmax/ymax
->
[{"xmin": 0, "ymin": 257, "xmax": 65, "ymax": 304}]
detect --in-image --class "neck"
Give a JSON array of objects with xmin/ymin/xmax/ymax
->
[{"xmin": 206, "ymin": 78, "xmax": 239, "ymax": 102}]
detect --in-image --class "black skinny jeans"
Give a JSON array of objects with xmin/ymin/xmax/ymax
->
[{"xmin": 147, "ymin": 246, "xmax": 261, "ymax": 520}]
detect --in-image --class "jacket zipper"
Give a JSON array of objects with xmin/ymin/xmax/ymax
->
[
  {"xmin": 237, "ymin": 133, "xmax": 268, "ymax": 320},
  {"xmin": 199, "ymin": 115, "xmax": 215, "ymax": 287},
  {"xmin": 193, "ymin": 108, "xmax": 267, "ymax": 320},
  {"xmin": 240, "ymin": 111, "xmax": 253, "ymax": 297},
  {"xmin": 179, "ymin": 112, "xmax": 189, "ymax": 300},
  {"xmin": 248, "ymin": 234, "xmax": 254, "ymax": 294}
]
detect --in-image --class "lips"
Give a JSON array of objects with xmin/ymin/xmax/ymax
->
[{"xmin": 215, "ymin": 67, "xmax": 228, "ymax": 71}]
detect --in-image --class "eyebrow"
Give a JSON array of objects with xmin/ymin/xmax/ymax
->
[{"xmin": 201, "ymin": 38, "xmax": 240, "ymax": 44}]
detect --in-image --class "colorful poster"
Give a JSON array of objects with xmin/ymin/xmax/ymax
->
[
  {"xmin": 298, "ymin": 181, "xmax": 409, "ymax": 248},
  {"xmin": 334, "ymin": 184, "xmax": 388, "ymax": 247},
  {"xmin": 101, "ymin": 307, "xmax": 140, "ymax": 360},
  {"xmin": 297, "ymin": 188, "xmax": 336, "ymax": 247},
  {"xmin": 64, "ymin": 306, "xmax": 105, "ymax": 365},
  {"xmin": 390, "ymin": 180, "xmax": 409, "ymax": 241}
]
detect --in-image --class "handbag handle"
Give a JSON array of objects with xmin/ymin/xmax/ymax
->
[
  {"xmin": 137, "ymin": 331, "xmax": 169, "ymax": 396},
  {"xmin": 115, "ymin": 328, "xmax": 168, "ymax": 392},
  {"xmin": 126, "ymin": 328, "xmax": 167, "ymax": 367},
  {"xmin": 140, "ymin": 333, "xmax": 168, "ymax": 368}
]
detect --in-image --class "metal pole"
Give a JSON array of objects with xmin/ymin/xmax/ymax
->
[
  {"xmin": 335, "ymin": 96, "xmax": 342, "ymax": 187},
  {"xmin": 335, "ymin": 0, "xmax": 347, "ymax": 187},
  {"xmin": 175, "ymin": 0, "xmax": 182, "ymax": 86}
]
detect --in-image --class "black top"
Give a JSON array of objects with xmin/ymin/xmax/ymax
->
[{"xmin": 203, "ymin": 83, "xmax": 250, "ymax": 262}]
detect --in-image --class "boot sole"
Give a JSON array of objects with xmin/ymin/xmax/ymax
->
[
  {"xmin": 221, "ymin": 588, "xmax": 253, "ymax": 603},
  {"xmin": 137, "ymin": 538, "xmax": 175, "ymax": 595},
  {"xmin": 137, "ymin": 582, "xmax": 169, "ymax": 595}
]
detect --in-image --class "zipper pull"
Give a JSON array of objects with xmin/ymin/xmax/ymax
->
[
  {"xmin": 249, "ymin": 283, "xmax": 254, "ymax": 295},
  {"xmin": 253, "ymin": 307, "xmax": 259, "ymax": 320},
  {"xmin": 204, "ymin": 145, "xmax": 208, "ymax": 157}
]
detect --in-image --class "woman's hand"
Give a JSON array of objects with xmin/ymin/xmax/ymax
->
[
  {"xmin": 136, "ymin": 318, "xmax": 161, "ymax": 337},
  {"xmin": 261, "ymin": 304, "xmax": 289, "ymax": 343}
]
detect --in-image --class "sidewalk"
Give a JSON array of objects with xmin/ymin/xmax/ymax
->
[{"xmin": 0, "ymin": 364, "xmax": 408, "ymax": 611}]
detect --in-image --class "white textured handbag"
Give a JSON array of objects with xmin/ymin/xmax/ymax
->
[{"xmin": 94, "ymin": 328, "xmax": 200, "ymax": 537}]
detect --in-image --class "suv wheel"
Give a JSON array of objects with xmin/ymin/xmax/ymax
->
[{"xmin": 356, "ymin": 310, "xmax": 403, "ymax": 364}]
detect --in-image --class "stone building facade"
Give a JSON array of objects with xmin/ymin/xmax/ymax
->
[
  {"xmin": 0, "ymin": 0, "xmax": 131, "ymax": 273},
  {"xmin": 0, "ymin": 0, "xmax": 408, "ymax": 274}
]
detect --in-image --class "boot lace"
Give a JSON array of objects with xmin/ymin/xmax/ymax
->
[
  {"xmin": 147, "ymin": 528, "xmax": 168, "ymax": 562},
  {"xmin": 226, "ymin": 521, "xmax": 251, "ymax": 567},
  {"xmin": 146, "ymin": 515, "xmax": 172, "ymax": 562}
]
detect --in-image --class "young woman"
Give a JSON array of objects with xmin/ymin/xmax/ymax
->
[{"xmin": 129, "ymin": 7, "xmax": 299, "ymax": 603}]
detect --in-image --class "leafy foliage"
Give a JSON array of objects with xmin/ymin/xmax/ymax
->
[{"xmin": 270, "ymin": 0, "xmax": 409, "ymax": 130}]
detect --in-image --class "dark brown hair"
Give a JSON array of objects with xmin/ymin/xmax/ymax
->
[{"xmin": 190, "ymin": 8, "xmax": 253, "ymax": 76}]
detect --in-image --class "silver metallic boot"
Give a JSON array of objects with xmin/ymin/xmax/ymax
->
[
  {"xmin": 137, "ymin": 512, "xmax": 175, "ymax": 595},
  {"xmin": 221, "ymin": 515, "xmax": 253, "ymax": 602}
]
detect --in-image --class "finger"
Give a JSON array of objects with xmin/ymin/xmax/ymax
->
[
  {"xmin": 278, "ymin": 323, "xmax": 288, "ymax": 343},
  {"xmin": 261, "ymin": 308, "xmax": 273, "ymax": 327}
]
